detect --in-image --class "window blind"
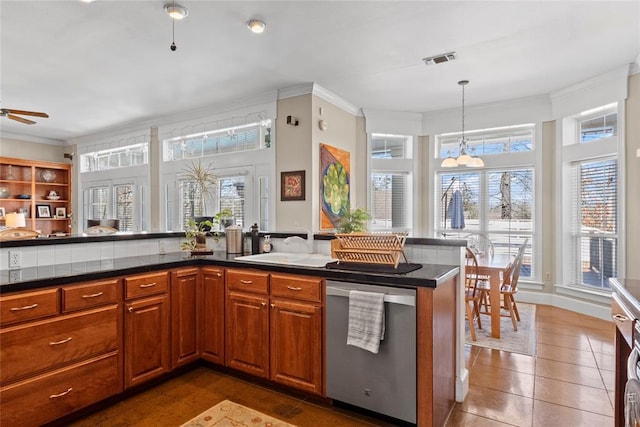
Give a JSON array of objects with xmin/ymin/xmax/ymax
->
[{"xmin": 370, "ymin": 172, "xmax": 409, "ymax": 230}]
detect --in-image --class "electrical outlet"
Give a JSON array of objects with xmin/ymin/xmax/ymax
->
[
  {"xmin": 545, "ymin": 272, "xmax": 551, "ymax": 281},
  {"xmin": 8, "ymin": 251, "xmax": 22, "ymax": 268}
]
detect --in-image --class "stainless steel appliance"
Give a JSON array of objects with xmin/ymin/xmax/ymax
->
[
  {"xmin": 325, "ymin": 280, "xmax": 416, "ymax": 424},
  {"xmin": 225, "ymin": 224, "xmax": 243, "ymax": 254},
  {"xmin": 626, "ymin": 323, "xmax": 640, "ymax": 426}
]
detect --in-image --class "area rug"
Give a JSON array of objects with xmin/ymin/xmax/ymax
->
[
  {"xmin": 180, "ymin": 400, "xmax": 297, "ymax": 427},
  {"xmin": 465, "ymin": 302, "xmax": 537, "ymax": 356}
]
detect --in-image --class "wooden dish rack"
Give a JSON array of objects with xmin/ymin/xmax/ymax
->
[{"xmin": 331, "ymin": 232, "xmax": 408, "ymax": 268}]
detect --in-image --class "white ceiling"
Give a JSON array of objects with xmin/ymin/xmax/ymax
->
[{"xmin": 1, "ymin": 0, "xmax": 638, "ymax": 144}]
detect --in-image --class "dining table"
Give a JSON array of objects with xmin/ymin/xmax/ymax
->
[{"xmin": 474, "ymin": 253, "xmax": 516, "ymax": 339}]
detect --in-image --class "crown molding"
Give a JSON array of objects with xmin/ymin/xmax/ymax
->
[
  {"xmin": 0, "ymin": 131, "xmax": 67, "ymax": 146},
  {"xmin": 278, "ymin": 82, "xmax": 362, "ymax": 116},
  {"xmin": 550, "ymin": 65, "xmax": 630, "ymax": 104}
]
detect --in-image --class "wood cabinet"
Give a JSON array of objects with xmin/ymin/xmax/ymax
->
[
  {"xmin": 171, "ymin": 268, "xmax": 201, "ymax": 368},
  {"xmin": 270, "ymin": 274, "xmax": 323, "ymax": 395},
  {"xmin": 0, "ymin": 279, "xmax": 122, "ymax": 426},
  {"xmin": 226, "ymin": 281, "xmax": 270, "ymax": 378},
  {"xmin": 0, "ymin": 157, "xmax": 72, "ymax": 236},
  {"xmin": 201, "ymin": 267, "xmax": 225, "ymax": 365},
  {"xmin": 225, "ymin": 269, "xmax": 324, "ymax": 394},
  {"xmin": 124, "ymin": 272, "xmax": 170, "ymax": 388}
]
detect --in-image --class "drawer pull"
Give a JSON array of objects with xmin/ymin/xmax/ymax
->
[
  {"xmin": 271, "ymin": 303, "xmax": 275, "ymax": 309},
  {"xmin": 10, "ymin": 303, "xmax": 38, "ymax": 312},
  {"xmin": 240, "ymin": 280, "xmax": 253, "ymax": 285},
  {"xmin": 128, "ymin": 306, "xmax": 134, "ymax": 313},
  {"xmin": 139, "ymin": 282, "xmax": 157, "ymax": 288},
  {"xmin": 286, "ymin": 286, "xmax": 303, "ymax": 291},
  {"xmin": 216, "ymin": 273, "xmax": 222, "ymax": 278},
  {"xmin": 81, "ymin": 292, "xmax": 104, "ymax": 299},
  {"xmin": 613, "ymin": 313, "xmax": 628, "ymax": 321},
  {"xmin": 261, "ymin": 302, "xmax": 267, "ymax": 307},
  {"xmin": 49, "ymin": 388, "xmax": 73, "ymax": 399},
  {"xmin": 49, "ymin": 337, "xmax": 73, "ymax": 346}
]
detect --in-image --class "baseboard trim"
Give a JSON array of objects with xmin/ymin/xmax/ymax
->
[{"xmin": 518, "ymin": 290, "xmax": 612, "ymax": 321}]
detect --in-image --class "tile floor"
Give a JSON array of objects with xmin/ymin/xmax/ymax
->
[{"xmin": 66, "ymin": 304, "xmax": 615, "ymax": 427}]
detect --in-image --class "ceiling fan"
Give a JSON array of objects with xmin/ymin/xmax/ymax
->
[{"xmin": 0, "ymin": 107, "xmax": 49, "ymax": 125}]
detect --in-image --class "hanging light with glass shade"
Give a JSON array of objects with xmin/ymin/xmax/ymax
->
[{"xmin": 441, "ymin": 80, "xmax": 484, "ymax": 168}]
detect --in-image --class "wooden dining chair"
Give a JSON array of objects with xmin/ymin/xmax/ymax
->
[
  {"xmin": 478, "ymin": 238, "xmax": 528, "ymax": 331},
  {"xmin": 464, "ymin": 248, "xmax": 483, "ymax": 341}
]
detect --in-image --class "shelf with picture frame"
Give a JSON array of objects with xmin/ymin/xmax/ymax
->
[{"xmin": 0, "ymin": 157, "xmax": 71, "ymax": 235}]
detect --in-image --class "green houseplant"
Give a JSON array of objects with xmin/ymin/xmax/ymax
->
[
  {"xmin": 180, "ymin": 218, "xmax": 214, "ymax": 252},
  {"xmin": 180, "ymin": 160, "xmax": 218, "ymax": 216},
  {"xmin": 336, "ymin": 207, "xmax": 371, "ymax": 233}
]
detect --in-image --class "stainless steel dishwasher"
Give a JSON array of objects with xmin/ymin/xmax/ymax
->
[{"xmin": 325, "ymin": 280, "xmax": 416, "ymax": 424}]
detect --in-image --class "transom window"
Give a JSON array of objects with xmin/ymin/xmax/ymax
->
[
  {"xmin": 579, "ymin": 103, "xmax": 617, "ymax": 143},
  {"xmin": 165, "ymin": 121, "xmax": 271, "ymax": 162},
  {"xmin": 371, "ymin": 134, "xmax": 412, "ymax": 159},
  {"xmin": 80, "ymin": 143, "xmax": 148, "ymax": 173},
  {"xmin": 438, "ymin": 124, "xmax": 534, "ymax": 159}
]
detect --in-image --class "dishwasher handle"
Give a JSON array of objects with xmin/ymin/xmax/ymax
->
[{"xmin": 325, "ymin": 286, "xmax": 415, "ymax": 307}]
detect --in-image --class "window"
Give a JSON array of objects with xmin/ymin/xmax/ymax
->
[
  {"xmin": 80, "ymin": 143, "xmax": 148, "ymax": 173},
  {"xmin": 572, "ymin": 158, "xmax": 618, "ymax": 289},
  {"xmin": 439, "ymin": 124, "xmax": 534, "ymax": 159},
  {"xmin": 579, "ymin": 105, "xmax": 617, "ymax": 143},
  {"xmin": 437, "ymin": 168, "xmax": 535, "ymax": 279},
  {"xmin": 370, "ymin": 173, "xmax": 409, "ymax": 230},
  {"xmin": 165, "ymin": 121, "xmax": 271, "ymax": 162},
  {"xmin": 84, "ymin": 183, "xmax": 137, "ymax": 232},
  {"xmin": 178, "ymin": 175, "xmax": 246, "ymax": 230},
  {"xmin": 369, "ymin": 133, "xmax": 413, "ymax": 233}
]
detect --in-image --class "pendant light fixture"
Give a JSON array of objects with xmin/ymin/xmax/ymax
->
[{"xmin": 441, "ymin": 80, "xmax": 484, "ymax": 168}]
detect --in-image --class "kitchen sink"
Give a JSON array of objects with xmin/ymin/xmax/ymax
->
[{"xmin": 234, "ymin": 252, "xmax": 337, "ymax": 268}]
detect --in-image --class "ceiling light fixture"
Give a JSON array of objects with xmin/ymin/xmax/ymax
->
[
  {"xmin": 247, "ymin": 19, "xmax": 266, "ymax": 34},
  {"xmin": 441, "ymin": 80, "xmax": 484, "ymax": 168},
  {"xmin": 165, "ymin": 3, "xmax": 188, "ymax": 20}
]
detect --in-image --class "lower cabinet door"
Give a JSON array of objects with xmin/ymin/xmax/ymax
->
[
  {"xmin": 0, "ymin": 352, "xmax": 121, "ymax": 427},
  {"xmin": 171, "ymin": 269, "xmax": 201, "ymax": 368},
  {"xmin": 225, "ymin": 292, "xmax": 269, "ymax": 378},
  {"xmin": 201, "ymin": 268, "xmax": 225, "ymax": 365},
  {"xmin": 270, "ymin": 299, "xmax": 323, "ymax": 395},
  {"xmin": 125, "ymin": 294, "xmax": 170, "ymax": 388}
]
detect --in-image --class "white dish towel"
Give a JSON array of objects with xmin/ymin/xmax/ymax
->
[{"xmin": 347, "ymin": 290, "xmax": 386, "ymax": 354}]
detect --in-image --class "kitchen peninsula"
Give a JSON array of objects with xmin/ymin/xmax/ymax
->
[{"xmin": 0, "ymin": 233, "xmax": 464, "ymax": 427}]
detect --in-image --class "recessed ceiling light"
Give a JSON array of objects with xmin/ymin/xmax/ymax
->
[
  {"xmin": 81, "ymin": 0, "xmax": 96, "ymax": 3},
  {"xmin": 165, "ymin": 3, "xmax": 189, "ymax": 20},
  {"xmin": 247, "ymin": 19, "xmax": 266, "ymax": 34}
]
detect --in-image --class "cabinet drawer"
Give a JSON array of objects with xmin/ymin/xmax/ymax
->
[
  {"xmin": 227, "ymin": 269, "xmax": 269, "ymax": 294},
  {"xmin": 0, "ymin": 288, "xmax": 59, "ymax": 326},
  {"xmin": 0, "ymin": 352, "xmax": 121, "ymax": 427},
  {"xmin": 125, "ymin": 271, "xmax": 168, "ymax": 299},
  {"xmin": 62, "ymin": 279, "xmax": 120, "ymax": 312},
  {"xmin": 271, "ymin": 274, "xmax": 322, "ymax": 303},
  {"xmin": 1, "ymin": 305, "xmax": 119, "ymax": 384}
]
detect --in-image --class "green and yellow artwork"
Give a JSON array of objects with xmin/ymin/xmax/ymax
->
[{"xmin": 320, "ymin": 143, "xmax": 350, "ymax": 230}]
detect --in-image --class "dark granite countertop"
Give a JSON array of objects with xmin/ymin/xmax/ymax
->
[
  {"xmin": 0, "ymin": 252, "xmax": 460, "ymax": 294},
  {"xmin": 610, "ymin": 277, "xmax": 640, "ymax": 320}
]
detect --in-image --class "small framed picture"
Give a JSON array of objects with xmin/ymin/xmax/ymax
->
[
  {"xmin": 55, "ymin": 207, "xmax": 67, "ymax": 219},
  {"xmin": 281, "ymin": 170, "xmax": 305, "ymax": 201},
  {"xmin": 36, "ymin": 204, "xmax": 51, "ymax": 218},
  {"xmin": 0, "ymin": 207, "xmax": 5, "ymax": 219},
  {"xmin": 18, "ymin": 207, "xmax": 29, "ymax": 216}
]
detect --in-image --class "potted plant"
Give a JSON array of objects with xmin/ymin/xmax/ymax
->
[
  {"xmin": 181, "ymin": 218, "xmax": 214, "ymax": 253},
  {"xmin": 336, "ymin": 207, "xmax": 371, "ymax": 233},
  {"xmin": 180, "ymin": 160, "xmax": 218, "ymax": 218}
]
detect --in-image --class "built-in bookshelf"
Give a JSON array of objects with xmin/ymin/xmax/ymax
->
[{"xmin": 0, "ymin": 157, "xmax": 72, "ymax": 236}]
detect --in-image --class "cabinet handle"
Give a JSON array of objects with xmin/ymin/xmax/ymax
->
[
  {"xmin": 49, "ymin": 337, "xmax": 73, "ymax": 346},
  {"xmin": 128, "ymin": 306, "xmax": 134, "ymax": 313},
  {"xmin": 139, "ymin": 282, "xmax": 157, "ymax": 288},
  {"xmin": 240, "ymin": 280, "xmax": 253, "ymax": 285},
  {"xmin": 49, "ymin": 388, "xmax": 73, "ymax": 399},
  {"xmin": 286, "ymin": 286, "xmax": 303, "ymax": 291},
  {"xmin": 81, "ymin": 292, "xmax": 104, "ymax": 299},
  {"xmin": 10, "ymin": 303, "xmax": 38, "ymax": 312},
  {"xmin": 261, "ymin": 302, "xmax": 267, "ymax": 307},
  {"xmin": 613, "ymin": 313, "xmax": 628, "ymax": 321},
  {"xmin": 216, "ymin": 273, "xmax": 222, "ymax": 278},
  {"xmin": 271, "ymin": 303, "xmax": 275, "ymax": 309}
]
